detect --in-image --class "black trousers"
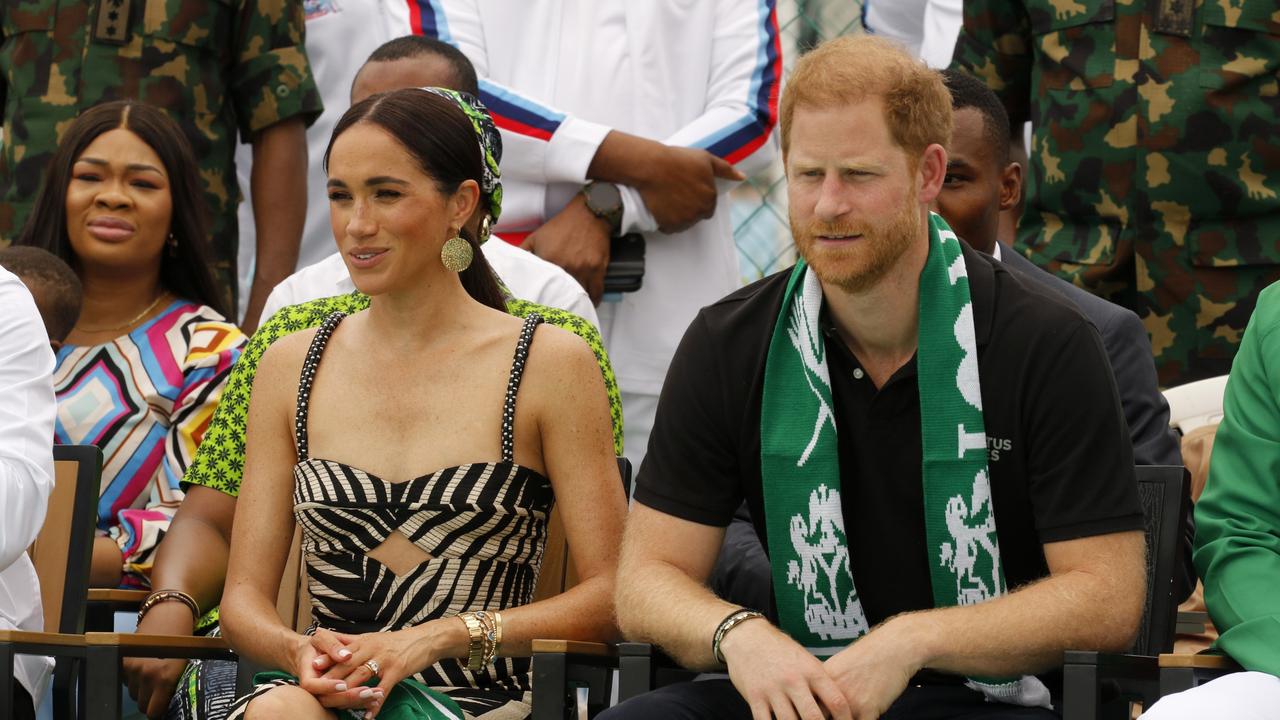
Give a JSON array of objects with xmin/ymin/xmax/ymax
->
[
  {"xmin": 12, "ymin": 678, "xmax": 36, "ymax": 720},
  {"xmin": 598, "ymin": 679, "xmax": 1060, "ymax": 720}
]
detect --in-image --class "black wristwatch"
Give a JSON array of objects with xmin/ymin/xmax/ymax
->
[{"xmin": 581, "ymin": 181, "xmax": 623, "ymax": 234}]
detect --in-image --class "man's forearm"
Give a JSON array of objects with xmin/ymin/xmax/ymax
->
[
  {"xmin": 244, "ymin": 119, "xmax": 308, "ymax": 330},
  {"xmin": 616, "ymin": 555, "xmax": 744, "ymax": 670},
  {"xmin": 898, "ymin": 536, "xmax": 1146, "ymax": 677},
  {"xmin": 586, "ymin": 130, "xmax": 656, "ymax": 188}
]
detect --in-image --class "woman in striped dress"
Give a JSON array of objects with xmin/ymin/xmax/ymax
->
[
  {"xmin": 220, "ymin": 89, "xmax": 626, "ymax": 720},
  {"xmin": 17, "ymin": 100, "xmax": 245, "ymax": 590}
]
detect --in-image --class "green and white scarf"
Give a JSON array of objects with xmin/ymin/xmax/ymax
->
[{"xmin": 760, "ymin": 213, "xmax": 1049, "ymax": 707}]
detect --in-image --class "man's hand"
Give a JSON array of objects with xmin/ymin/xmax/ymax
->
[
  {"xmin": 523, "ymin": 195, "xmax": 611, "ymax": 303},
  {"xmin": 636, "ymin": 146, "xmax": 744, "ymax": 234},
  {"xmin": 587, "ymin": 131, "xmax": 746, "ymax": 234},
  {"xmin": 720, "ymin": 618, "xmax": 852, "ymax": 720},
  {"xmin": 823, "ymin": 617, "xmax": 923, "ymax": 719},
  {"xmin": 123, "ymin": 603, "xmax": 196, "ymax": 718}
]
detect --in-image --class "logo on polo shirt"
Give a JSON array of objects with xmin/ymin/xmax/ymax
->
[{"xmin": 987, "ymin": 436, "xmax": 1012, "ymax": 462}]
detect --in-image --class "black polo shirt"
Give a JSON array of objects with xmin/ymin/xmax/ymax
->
[{"xmin": 635, "ymin": 243, "xmax": 1143, "ymax": 631}]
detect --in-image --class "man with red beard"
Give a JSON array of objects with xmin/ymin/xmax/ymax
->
[{"xmin": 606, "ymin": 36, "xmax": 1147, "ymax": 720}]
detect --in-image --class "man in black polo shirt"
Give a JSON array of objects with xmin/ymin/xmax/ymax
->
[{"xmin": 606, "ymin": 35, "xmax": 1146, "ymax": 720}]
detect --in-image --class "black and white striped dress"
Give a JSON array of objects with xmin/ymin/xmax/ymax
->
[{"xmin": 230, "ymin": 312, "xmax": 552, "ymax": 719}]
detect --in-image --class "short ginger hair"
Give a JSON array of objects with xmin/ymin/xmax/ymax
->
[{"xmin": 779, "ymin": 35, "xmax": 953, "ymax": 162}]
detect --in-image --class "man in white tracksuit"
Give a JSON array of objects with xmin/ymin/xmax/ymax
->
[{"xmin": 415, "ymin": 0, "xmax": 783, "ymax": 468}]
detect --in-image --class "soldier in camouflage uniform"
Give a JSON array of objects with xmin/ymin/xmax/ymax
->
[
  {"xmin": 0, "ymin": 0, "xmax": 322, "ymax": 322},
  {"xmin": 951, "ymin": 0, "xmax": 1280, "ymax": 387}
]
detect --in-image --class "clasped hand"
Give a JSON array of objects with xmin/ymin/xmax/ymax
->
[
  {"xmin": 724, "ymin": 617, "xmax": 922, "ymax": 720},
  {"xmin": 292, "ymin": 624, "xmax": 439, "ymax": 718}
]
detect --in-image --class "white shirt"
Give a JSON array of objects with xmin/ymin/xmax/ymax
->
[
  {"xmin": 261, "ymin": 237, "xmax": 600, "ymax": 325},
  {"xmin": 863, "ymin": 0, "xmax": 964, "ymax": 69},
  {"xmin": 0, "ymin": 268, "xmax": 56, "ymax": 705},
  {"xmin": 425, "ymin": 0, "xmax": 781, "ymax": 395}
]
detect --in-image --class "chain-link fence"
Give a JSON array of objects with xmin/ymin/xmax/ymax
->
[{"xmin": 731, "ymin": 0, "xmax": 864, "ymax": 283}]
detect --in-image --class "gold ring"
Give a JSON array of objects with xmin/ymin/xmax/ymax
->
[{"xmin": 364, "ymin": 659, "xmax": 380, "ymax": 676}]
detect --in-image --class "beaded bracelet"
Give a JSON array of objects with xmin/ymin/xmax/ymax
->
[
  {"xmin": 712, "ymin": 608, "xmax": 764, "ymax": 665},
  {"xmin": 137, "ymin": 589, "xmax": 200, "ymax": 629}
]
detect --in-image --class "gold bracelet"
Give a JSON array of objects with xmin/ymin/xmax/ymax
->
[
  {"xmin": 474, "ymin": 610, "xmax": 502, "ymax": 666},
  {"xmin": 459, "ymin": 612, "xmax": 487, "ymax": 671},
  {"xmin": 492, "ymin": 611, "xmax": 504, "ymax": 658},
  {"xmin": 137, "ymin": 589, "xmax": 200, "ymax": 629}
]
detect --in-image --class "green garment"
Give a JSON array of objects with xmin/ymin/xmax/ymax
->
[
  {"xmin": 950, "ymin": 0, "xmax": 1280, "ymax": 387},
  {"xmin": 1195, "ymin": 280, "xmax": 1280, "ymax": 677},
  {"xmin": 0, "ymin": 0, "xmax": 324, "ymax": 306},
  {"xmin": 183, "ymin": 292, "xmax": 624, "ymax": 498}
]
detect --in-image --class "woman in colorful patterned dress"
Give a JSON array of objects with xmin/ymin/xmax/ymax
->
[
  {"xmin": 17, "ymin": 100, "xmax": 246, "ymax": 589},
  {"xmin": 220, "ymin": 89, "xmax": 626, "ymax": 720}
]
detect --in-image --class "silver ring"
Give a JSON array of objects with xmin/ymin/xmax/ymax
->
[{"xmin": 364, "ymin": 659, "xmax": 380, "ymax": 676}]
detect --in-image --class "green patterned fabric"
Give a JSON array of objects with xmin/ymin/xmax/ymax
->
[
  {"xmin": 184, "ymin": 292, "xmax": 622, "ymax": 497},
  {"xmin": 419, "ymin": 87, "xmax": 504, "ymax": 222}
]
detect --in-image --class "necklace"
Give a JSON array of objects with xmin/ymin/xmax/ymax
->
[{"xmin": 74, "ymin": 291, "xmax": 170, "ymax": 334}]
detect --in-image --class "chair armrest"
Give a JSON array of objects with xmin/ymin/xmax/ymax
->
[
  {"xmin": 85, "ymin": 632, "xmax": 235, "ymax": 662},
  {"xmin": 1158, "ymin": 653, "xmax": 1242, "ymax": 672},
  {"xmin": 86, "ymin": 589, "xmax": 148, "ymax": 608},
  {"xmin": 0, "ymin": 630, "xmax": 86, "ymax": 648},
  {"xmin": 1174, "ymin": 610, "xmax": 1208, "ymax": 635},
  {"xmin": 1064, "ymin": 651, "xmax": 1159, "ymax": 672},
  {"xmin": 531, "ymin": 640, "xmax": 614, "ymax": 658}
]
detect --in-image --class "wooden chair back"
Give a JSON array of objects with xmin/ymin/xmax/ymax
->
[{"xmin": 29, "ymin": 444, "xmax": 102, "ymax": 635}]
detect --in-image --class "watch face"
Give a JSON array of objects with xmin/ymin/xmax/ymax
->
[{"xmin": 586, "ymin": 182, "xmax": 622, "ymax": 213}]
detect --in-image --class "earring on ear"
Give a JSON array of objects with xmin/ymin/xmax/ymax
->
[
  {"xmin": 167, "ymin": 232, "xmax": 178, "ymax": 258},
  {"xmin": 440, "ymin": 229, "xmax": 473, "ymax": 272},
  {"xmin": 477, "ymin": 215, "xmax": 493, "ymax": 245}
]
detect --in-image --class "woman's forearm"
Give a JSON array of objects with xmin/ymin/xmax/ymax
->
[
  {"xmin": 140, "ymin": 485, "xmax": 238, "ymax": 633},
  {"xmin": 221, "ymin": 586, "xmax": 306, "ymax": 671},
  {"xmin": 483, "ymin": 573, "xmax": 619, "ymax": 656},
  {"xmin": 147, "ymin": 516, "xmax": 229, "ymax": 620}
]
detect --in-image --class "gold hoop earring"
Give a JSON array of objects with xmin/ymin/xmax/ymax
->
[{"xmin": 440, "ymin": 233, "xmax": 474, "ymax": 272}]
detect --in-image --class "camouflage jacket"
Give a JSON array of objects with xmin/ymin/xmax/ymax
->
[
  {"xmin": 951, "ymin": 0, "xmax": 1280, "ymax": 272},
  {"xmin": 0, "ymin": 0, "xmax": 322, "ymax": 242}
]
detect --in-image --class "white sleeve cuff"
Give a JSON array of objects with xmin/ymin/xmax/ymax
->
[
  {"xmin": 544, "ymin": 116, "xmax": 612, "ymax": 184},
  {"xmin": 618, "ymin": 184, "xmax": 658, "ymax": 235}
]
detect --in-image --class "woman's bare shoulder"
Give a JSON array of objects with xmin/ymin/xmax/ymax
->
[{"xmin": 523, "ymin": 323, "xmax": 606, "ymax": 399}]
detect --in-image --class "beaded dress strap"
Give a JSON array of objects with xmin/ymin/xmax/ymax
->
[
  {"xmin": 501, "ymin": 313, "xmax": 544, "ymax": 463},
  {"xmin": 294, "ymin": 312, "xmax": 346, "ymax": 461}
]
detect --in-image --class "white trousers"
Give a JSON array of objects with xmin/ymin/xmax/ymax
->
[{"xmin": 1140, "ymin": 671, "xmax": 1280, "ymax": 719}]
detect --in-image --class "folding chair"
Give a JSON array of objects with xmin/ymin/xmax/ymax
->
[{"xmin": 0, "ymin": 444, "xmax": 102, "ymax": 720}]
